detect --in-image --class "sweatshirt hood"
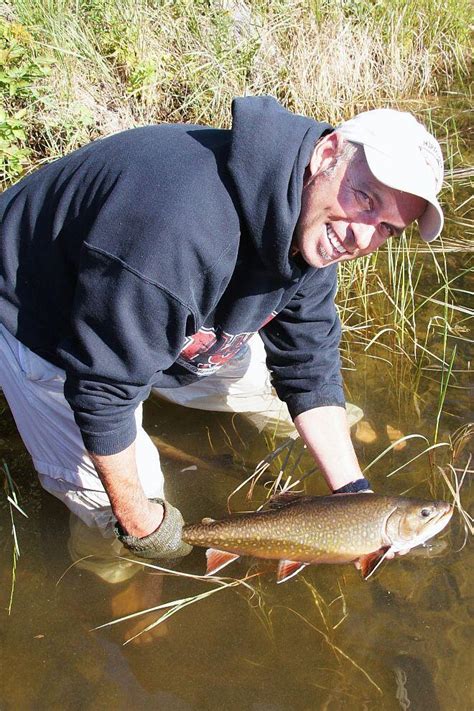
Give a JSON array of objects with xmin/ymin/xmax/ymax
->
[{"xmin": 227, "ymin": 96, "xmax": 332, "ymax": 281}]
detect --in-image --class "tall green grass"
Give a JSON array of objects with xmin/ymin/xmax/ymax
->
[
  {"xmin": 0, "ymin": 0, "xmax": 472, "ymax": 435},
  {"xmin": 1, "ymin": 0, "xmax": 471, "ymax": 178}
]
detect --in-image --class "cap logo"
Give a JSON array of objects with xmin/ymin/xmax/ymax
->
[{"xmin": 419, "ymin": 138, "xmax": 443, "ymax": 192}]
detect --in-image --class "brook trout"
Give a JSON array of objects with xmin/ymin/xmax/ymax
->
[{"xmin": 182, "ymin": 493, "xmax": 453, "ymax": 582}]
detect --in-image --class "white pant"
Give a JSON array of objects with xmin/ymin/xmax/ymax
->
[{"xmin": 0, "ymin": 324, "xmax": 362, "ymax": 530}]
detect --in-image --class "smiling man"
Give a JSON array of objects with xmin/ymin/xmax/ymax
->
[
  {"xmin": 294, "ymin": 112, "xmax": 442, "ymax": 269},
  {"xmin": 0, "ymin": 97, "xmax": 444, "ymax": 560}
]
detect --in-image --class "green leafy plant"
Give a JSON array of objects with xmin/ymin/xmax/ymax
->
[{"xmin": 0, "ymin": 18, "xmax": 51, "ymax": 185}]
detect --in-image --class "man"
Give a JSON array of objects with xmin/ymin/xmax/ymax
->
[{"xmin": 0, "ymin": 97, "xmax": 444, "ymax": 560}]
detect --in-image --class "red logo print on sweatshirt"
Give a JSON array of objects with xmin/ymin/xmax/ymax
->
[{"xmin": 178, "ymin": 312, "xmax": 277, "ymax": 375}]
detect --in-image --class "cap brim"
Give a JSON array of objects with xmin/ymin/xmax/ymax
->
[
  {"xmin": 417, "ymin": 201, "xmax": 444, "ymax": 242},
  {"xmin": 363, "ymin": 145, "xmax": 444, "ymax": 242}
]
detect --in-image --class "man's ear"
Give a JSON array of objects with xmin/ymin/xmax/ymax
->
[{"xmin": 308, "ymin": 131, "xmax": 345, "ymax": 177}]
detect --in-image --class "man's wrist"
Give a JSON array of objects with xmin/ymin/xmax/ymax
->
[
  {"xmin": 332, "ymin": 477, "xmax": 372, "ymax": 494},
  {"xmin": 115, "ymin": 499, "xmax": 164, "ymax": 538}
]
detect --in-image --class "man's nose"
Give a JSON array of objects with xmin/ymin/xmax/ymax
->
[{"xmin": 350, "ymin": 223, "xmax": 376, "ymax": 251}]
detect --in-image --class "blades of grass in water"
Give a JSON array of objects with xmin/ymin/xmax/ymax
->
[
  {"xmin": 226, "ymin": 437, "xmax": 297, "ymax": 511},
  {"xmin": 434, "ymin": 344, "xmax": 457, "ymax": 443},
  {"xmin": 436, "ymin": 457, "xmax": 473, "ymax": 539},
  {"xmin": 92, "ymin": 562, "xmax": 261, "ymax": 645},
  {"xmin": 282, "ymin": 607, "xmax": 383, "ymax": 696},
  {"xmin": 361, "ymin": 434, "xmax": 430, "ymax": 474},
  {"xmin": 2, "ymin": 460, "xmax": 28, "ymax": 614},
  {"xmin": 385, "ymin": 442, "xmax": 451, "ymax": 478}
]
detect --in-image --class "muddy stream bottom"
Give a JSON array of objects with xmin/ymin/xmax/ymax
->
[{"xmin": 0, "ymin": 341, "xmax": 472, "ymax": 710}]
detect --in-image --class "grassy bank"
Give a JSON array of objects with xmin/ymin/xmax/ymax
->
[
  {"xmin": 0, "ymin": 0, "xmax": 472, "ymax": 436},
  {"xmin": 0, "ymin": 0, "xmax": 471, "ymax": 182}
]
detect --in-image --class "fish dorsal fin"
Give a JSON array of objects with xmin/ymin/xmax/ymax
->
[
  {"xmin": 205, "ymin": 548, "xmax": 240, "ymax": 576},
  {"xmin": 277, "ymin": 559, "xmax": 308, "ymax": 584},
  {"xmin": 201, "ymin": 517, "xmax": 215, "ymax": 524},
  {"xmin": 358, "ymin": 547, "xmax": 391, "ymax": 579},
  {"xmin": 267, "ymin": 491, "xmax": 310, "ymax": 510}
]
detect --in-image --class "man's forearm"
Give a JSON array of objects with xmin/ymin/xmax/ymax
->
[
  {"xmin": 294, "ymin": 405, "xmax": 365, "ymax": 492},
  {"xmin": 89, "ymin": 442, "xmax": 164, "ymax": 537}
]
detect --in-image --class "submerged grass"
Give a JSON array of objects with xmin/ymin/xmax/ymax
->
[
  {"xmin": 1, "ymin": 460, "xmax": 28, "ymax": 614},
  {"xmin": 92, "ymin": 558, "xmax": 261, "ymax": 645},
  {"xmin": 438, "ymin": 457, "xmax": 473, "ymax": 542},
  {"xmin": 338, "ymin": 240, "xmax": 473, "ymax": 432},
  {"xmin": 281, "ymin": 606, "xmax": 383, "ymax": 696}
]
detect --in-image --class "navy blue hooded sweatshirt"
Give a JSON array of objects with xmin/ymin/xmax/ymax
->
[{"xmin": 0, "ymin": 96, "xmax": 344, "ymax": 455}]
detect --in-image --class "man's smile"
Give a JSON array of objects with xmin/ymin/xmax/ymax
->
[{"xmin": 318, "ymin": 224, "xmax": 350, "ymax": 263}]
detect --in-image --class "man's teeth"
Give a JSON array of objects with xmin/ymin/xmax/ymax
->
[{"xmin": 326, "ymin": 226, "xmax": 347, "ymax": 255}]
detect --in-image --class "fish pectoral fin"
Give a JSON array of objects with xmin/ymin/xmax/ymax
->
[
  {"xmin": 358, "ymin": 547, "xmax": 391, "ymax": 580},
  {"xmin": 205, "ymin": 548, "xmax": 240, "ymax": 576},
  {"xmin": 276, "ymin": 560, "xmax": 308, "ymax": 584}
]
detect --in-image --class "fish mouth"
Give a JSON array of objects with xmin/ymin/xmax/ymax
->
[
  {"xmin": 429, "ymin": 503, "xmax": 454, "ymax": 535},
  {"xmin": 425, "ymin": 502, "xmax": 454, "ymax": 533}
]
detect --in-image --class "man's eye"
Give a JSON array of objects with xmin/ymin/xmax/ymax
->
[{"xmin": 356, "ymin": 190, "xmax": 372, "ymax": 210}]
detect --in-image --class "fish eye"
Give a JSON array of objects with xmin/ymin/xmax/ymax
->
[{"xmin": 421, "ymin": 508, "xmax": 432, "ymax": 518}]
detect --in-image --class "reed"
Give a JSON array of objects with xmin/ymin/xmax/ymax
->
[
  {"xmin": 92, "ymin": 559, "xmax": 261, "ymax": 644},
  {"xmin": 1, "ymin": 460, "xmax": 28, "ymax": 614}
]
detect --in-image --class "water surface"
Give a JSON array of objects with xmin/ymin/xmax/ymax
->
[{"xmin": 0, "ymin": 262, "xmax": 472, "ymax": 710}]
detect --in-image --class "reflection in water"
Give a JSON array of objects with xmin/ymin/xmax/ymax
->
[{"xmin": 67, "ymin": 512, "xmax": 142, "ymax": 585}]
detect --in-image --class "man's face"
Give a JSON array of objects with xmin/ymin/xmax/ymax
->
[{"xmin": 293, "ymin": 135, "xmax": 428, "ymax": 269}]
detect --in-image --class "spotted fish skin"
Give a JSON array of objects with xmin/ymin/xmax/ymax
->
[{"xmin": 182, "ymin": 493, "xmax": 453, "ymax": 576}]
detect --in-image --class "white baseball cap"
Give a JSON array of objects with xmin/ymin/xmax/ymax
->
[{"xmin": 337, "ymin": 108, "xmax": 444, "ymax": 241}]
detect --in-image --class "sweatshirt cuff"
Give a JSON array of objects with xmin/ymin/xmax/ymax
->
[
  {"xmin": 285, "ymin": 390, "xmax": 346, "ymax": 420},
  {"xmin": 79, "ymin": 419, "xmax": 137, "ymax": 455}
]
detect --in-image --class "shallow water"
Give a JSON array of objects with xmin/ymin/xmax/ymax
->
[
  {"xmin": 0, "ymin": 331, "xmax": 472, "ymax": 710},
  {"xmin": 1, "ymin": 232, "xmax": 473, "ymax": 711}
]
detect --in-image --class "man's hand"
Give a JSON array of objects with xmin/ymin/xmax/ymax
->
[
  {"xmin": 124, "ymin": 498, "xmax": 165, "ymax": 538},
  {"xmin": 115, "ymin": 498, "xmax": 192, "ymax": 560}
]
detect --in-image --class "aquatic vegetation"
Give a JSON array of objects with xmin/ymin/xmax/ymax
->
[
  {"xmin": 1, "ymin": 460, "xmax": 28, "ymax": 614},
  {"xmin": 437, "ymin": 423, "xmax": 473, "ymax": 540},
  {"xmin": 283, "ymin": 605, "xmax": 383, "ymax": 696},
  {"xmin": 92, "ymin": 559, "xmax": 262, "ymax": 645}
]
